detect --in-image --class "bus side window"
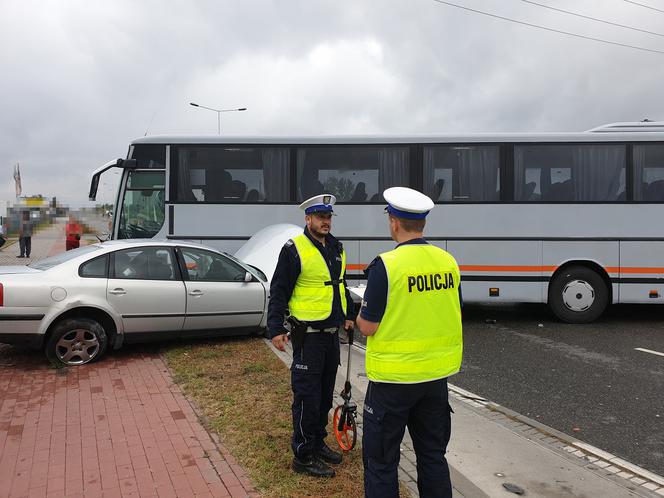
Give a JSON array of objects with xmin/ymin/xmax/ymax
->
[
  {"xmin": 297, "ymin": 146, "xmax": 409, "ymax": 203},
  {"xmin": 634, "ymin": 144, "xmax": 664, "ymax": 202},
  {"xmin": 423, "ymin": 145, "xmax": 499, "ymax": 202},
  {"xmin": 176, "ymin": 147, "xmax": 290, "ymax": 203},
  {"xmin": 516, "ymin": 144, "xmax": 625, "ymax": 202}
]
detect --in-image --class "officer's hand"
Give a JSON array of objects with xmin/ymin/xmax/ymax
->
[
  {"xmin": 272, "ymin": 333, "xmax": 289, "ymax": 352},
  {"xmin": 344, "ymin": 320, "xmax": 354, "ymax": 331}
]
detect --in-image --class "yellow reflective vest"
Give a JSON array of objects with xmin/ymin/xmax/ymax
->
[
  {"xmin": 288, "ymin": 234, "xmax": 348, "ymax": 321},
  {"xmin": 366, "ymin": 243, "xmax": 463, "ymax": 383}
]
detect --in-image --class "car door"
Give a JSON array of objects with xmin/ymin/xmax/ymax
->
[
  {"xmin": 178, "ymin": 247, "xmax": 265, "ymax": 334},
  {"xmin": 106, "ymin": 246, "xmax": 186, "ymax": 337}
]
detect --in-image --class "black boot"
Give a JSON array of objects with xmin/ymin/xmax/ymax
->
[
  {"xmin": 292, "ymin": 456, "xmax": 335, "ymax": 477},
  {"xmin": 316, "ymin": 443, "xmax": 343, "ymax": 465}
]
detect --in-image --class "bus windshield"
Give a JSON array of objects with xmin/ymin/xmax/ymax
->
[{"xmin": 117, "ymin": 170, "xmax": 165, "ymax": 239}]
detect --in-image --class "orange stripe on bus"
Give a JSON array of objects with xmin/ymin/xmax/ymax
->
[
  {"xmin": 612, "ymin": 267, "xmax": 664, "ymax": 274},
  {"xmin": 459, "ymin": 265, "xmax": 558, "ymax": 272},
  {"xmin": 346, "ymin": 264, "xmax": 664, "ymax": 275}
]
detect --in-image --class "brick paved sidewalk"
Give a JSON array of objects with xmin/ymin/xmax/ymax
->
[
  {"xmin": 0, "ymin": 347, "xmax": 258, "ymax": 498},
  {"xmin": 0, "ymin": 223, "xmax": 67, "ymax": 266}
]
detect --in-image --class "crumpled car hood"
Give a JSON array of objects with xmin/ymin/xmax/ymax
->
[{"xmin": 234, "ymin": 223, "xmax": 302, "ymax": 282}]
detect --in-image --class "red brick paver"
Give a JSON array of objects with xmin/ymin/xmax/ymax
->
[{"xmin": 0, "ymin": 349, "xmax": 258, "ymax": 498}]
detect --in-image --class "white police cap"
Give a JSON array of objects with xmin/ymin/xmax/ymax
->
[
  {"xmin": 299, "ymin": 194, "xmax": 337, "ymax": 215},
  {"xmin": 383, "ymin": 187, "xmax": 434, "ymax": 220}
]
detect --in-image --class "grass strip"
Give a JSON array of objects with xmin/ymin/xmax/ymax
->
[{"xmin": 163, "ymin": 336, "xmax": 369, "ymax": 498}]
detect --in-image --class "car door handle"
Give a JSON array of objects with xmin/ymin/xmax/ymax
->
[
  {"xmin": 188, "ymin": 290, "xmax": 204, "ymax": 296},
  {"xmin": 109, "ymin": 288, "xmax": 126, "ymax": 295}
]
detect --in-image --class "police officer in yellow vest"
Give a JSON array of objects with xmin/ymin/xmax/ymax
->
[
  {"xmin": 357, "ymin": 187, "xmax": 463, "ymax": 498},
  {"xmin": 268, "ymin": 194, "xmax": 355, "ymax": 478}
]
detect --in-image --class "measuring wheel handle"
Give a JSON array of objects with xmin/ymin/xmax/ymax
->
[{"xmin": 346, "ymin": 326, "xmax": 354, "ymax": 344}]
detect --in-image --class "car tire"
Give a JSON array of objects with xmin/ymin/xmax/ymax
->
[
  {"xmin": 548, "ymin": 266, "xmax": 608, "ymax": 324},
  {"xmin": 45, "ymin": 318, "xmax": 108, "ymax": 366}
]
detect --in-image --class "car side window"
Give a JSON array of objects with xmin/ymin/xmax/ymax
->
[
  {"xmin": 180, "ymin": 248, "xmax": 246, "ymax": 282},
  {"xmin": 113, "ymin": 247, "xmax": 177, "ymax": 281},
  {"xmin": 79, "ymin": 254, "xmax": 109, "ymax": 278}
]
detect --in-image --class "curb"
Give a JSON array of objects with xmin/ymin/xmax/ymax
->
[
  {"xmin": 448, "ymin": 384, "xmax": 664, "ymax": 496},
  {"xmin": 449, "ymin": 465, "xmax": 491, "ymax": 498}
]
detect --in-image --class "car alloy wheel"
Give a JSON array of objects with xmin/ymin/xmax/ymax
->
[
  {"xmin": 55, "ymin": 328, "xmax": 101, "ymax": 365},
  {"xmin": 46, "ymin": 318, "xmax": 108, "ymax": 366}
]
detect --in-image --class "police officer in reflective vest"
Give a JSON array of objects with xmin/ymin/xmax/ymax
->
[
  {"xmin": 268, "ymin": 194, "xmax": 355, "ymax": 478},
  {"xmin": 357, "ymin": 187, "xmax": 463, "ymax": 498}
]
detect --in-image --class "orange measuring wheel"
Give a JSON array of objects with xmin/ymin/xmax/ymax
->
[{"xmin": 333, "ymin": 403, "xmax": 357, "ymax": 451}]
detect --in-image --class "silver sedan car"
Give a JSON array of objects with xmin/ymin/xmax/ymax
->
[{"xmin": 0, "ymin": 240, "xmax": 268, "ymax": 366}]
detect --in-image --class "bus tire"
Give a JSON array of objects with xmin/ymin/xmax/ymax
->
[
  {"xmin": 548, "ymin": 266, "xmax": 608, "ymax": 324},
  {"xmin": 45, "ymin": 318, "xmax": 108, "ymax": 366}
]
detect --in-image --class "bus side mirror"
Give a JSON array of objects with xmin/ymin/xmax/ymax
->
[
  {"xmin": 118, "ymin": 159, "xmax": 138, "ymax": 169},
  {"xmin": 89, "ymin": 158, "xmax": 139, "ymax": 201}
]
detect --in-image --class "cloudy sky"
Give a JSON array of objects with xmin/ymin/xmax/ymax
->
[{"xmin": 1, "ymin": 0, "xmax": 663, "ymax": 206}]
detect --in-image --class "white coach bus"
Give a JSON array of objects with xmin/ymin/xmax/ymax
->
[{"xmin": 89, "ymin": 121, "xmax": 664, "ymax": 323}]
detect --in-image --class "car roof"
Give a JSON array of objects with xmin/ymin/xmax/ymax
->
[
  {"xmin": 22, "ymin": 239, "xmax": 244, "ymax": 275},
  {"xmin": 98, "ymin": 239, "xmax": 215, "ymax": 251}
]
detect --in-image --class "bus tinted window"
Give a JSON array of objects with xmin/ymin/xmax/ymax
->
[
  {"xmin": 175, "ymin": 147, "xmax": 290, "ymax": 202},
  {"xmin": 423, "ymin": 146, "xmax": 499, "ymax": 202},
  {"xmin": 634, "ymin": 144, "xmax": 664, "ymax": 201},
  {"xmin": 514, "ymin": 144, "xmax": 625, "ymax": 202},
  {"xmin": 297, "ymin": 147, "xmax": 409, "ymax": 202},
  {"xmin": 131, "ymin": 144, "xmax": 166, "ymax": 169}
]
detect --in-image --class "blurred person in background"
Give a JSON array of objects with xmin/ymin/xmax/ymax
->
[
  {"xmin": 17, "ymin": 210, "xmax": 33, "ymax": 258},
  {"xmin": 0, "ymin": 217, "xmax": 6, "ymax": 248},
  {"xmin": 66, "ymin": 215, "xmax": 83, "ymax": 251}
]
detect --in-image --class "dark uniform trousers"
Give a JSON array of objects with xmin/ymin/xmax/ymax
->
[
  {"xmin": 363, "ymin": 378, "xmax": 453, "ymax": 498},
  {"xmin": 290, "ymin": 331, "xmax": 340, "ymax": 458}
]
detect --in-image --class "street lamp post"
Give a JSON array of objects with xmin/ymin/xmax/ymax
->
[{"xmin": 189, "ymin": 102, "xmax": 247, "ymax": 134}]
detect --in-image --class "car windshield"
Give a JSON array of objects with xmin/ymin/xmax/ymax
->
[{"xmin": 29, "ymin": 245, "xmax": 102, "ymax": 270}]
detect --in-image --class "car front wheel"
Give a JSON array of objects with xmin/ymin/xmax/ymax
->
[{"xmin": 45, "ymin": 318, "xmax": 108, "ymax": 366}]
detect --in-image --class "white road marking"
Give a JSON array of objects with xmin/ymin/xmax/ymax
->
[{"xmin": 634, "ymin": 347, "xmax": 664, "ymax": 358}]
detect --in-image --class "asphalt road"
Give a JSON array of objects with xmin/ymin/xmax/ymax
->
[{"xmin": 452, "ymin": 302, "xmax": 664, "ymax": 477}]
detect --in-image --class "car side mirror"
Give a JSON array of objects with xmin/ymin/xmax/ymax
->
[{"xmin": 244, "ymin": 271, "xmax": 253, "ymax": 283}]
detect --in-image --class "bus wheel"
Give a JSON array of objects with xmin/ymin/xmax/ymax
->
[{"xmin": 548, "ymin": 266, "xmax": 608, "ymax": 323}]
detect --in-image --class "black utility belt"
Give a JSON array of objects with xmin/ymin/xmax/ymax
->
[{"xmin": 305, "ymin": 326, "xmax": 339, "ymax": 334}]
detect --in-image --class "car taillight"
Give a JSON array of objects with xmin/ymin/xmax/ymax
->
[{"xmin": 0, "ymin": 283, "xmax": 3, "ymax": 306}]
